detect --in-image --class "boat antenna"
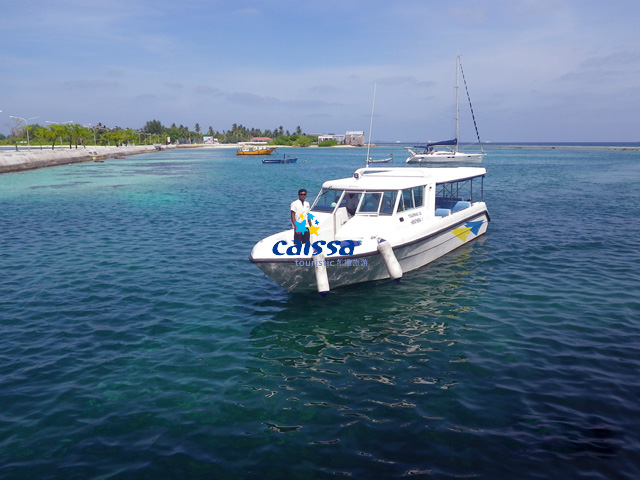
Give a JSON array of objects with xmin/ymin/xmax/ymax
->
[
  {"xmin": 459, "ymin": 56, "xmax": 484, "ymax": 152},
  {"xmin": 365, "ymin": 82, "xmax": 377, "ymax": 166}
]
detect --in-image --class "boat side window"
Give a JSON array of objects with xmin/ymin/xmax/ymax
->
[
  {"xmin": 401, "ymin": 188, "xmax": 415, "ymax": 211},
  {"xmin": 412, "ymin": 186, "xmax": 424, "ymax": 207},
  {"xmin": 358, "ymin": 192, "xmax": 382, "ymax": 214},
  {"xmin": 434, "ymin": 177, "xmax": 483, "ymax": 211},
  {"xmin": 379, "ymin": 191, "xmax": 398, "ymax": 215},
  {"xmin": 311, "ymin": 189, "xmax": 344, "ymax": 213}
]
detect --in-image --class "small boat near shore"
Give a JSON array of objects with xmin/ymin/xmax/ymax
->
[
  {"xmin": 237, "ymin": 145, "xmax": 275, "ymax": 156},
  {"xmin": 367, "ymin": 153, "xmax": 393, "ymax": 164},
  {"xmin": 250, "ymin": 166, "xmax": 489, "ymax": 294},
  {"xmin": 262, "ymin": 155, "xmax": 298, "ymax": 164}
]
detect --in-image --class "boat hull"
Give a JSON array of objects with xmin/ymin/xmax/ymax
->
[
  {"xmin": 406, "ymin": 151, "xmax": 485, "ymax": 164},
  {"xmin": 237, "ymin": 147, "xmax": 275, "ymax": 155},
  {"xmin": 250, "ymin": 209, "xmax": 489, "ymax": 292},
  {"xmin": 262, "ymin": 157, "xmax": 297, "ymax": 164}
]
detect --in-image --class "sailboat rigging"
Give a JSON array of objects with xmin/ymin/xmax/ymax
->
[
  {"xmin": 406, "ymin": 56, "xmax": 485, "ymax": 164},
  {"xmin": 365, "ymin": 83, "xmax": 393, "ymax": 165}
]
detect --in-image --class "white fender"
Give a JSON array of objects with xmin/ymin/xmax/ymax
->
[
  {"xmin": 377, "ymin": 239, "xmax": 402, "ymax": 281},
  {"xmin": 314, "ymin": 253, "xmax": 330, "ymax": 296}
]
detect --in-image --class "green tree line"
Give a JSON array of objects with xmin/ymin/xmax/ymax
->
[
  {"xmin": 1, "ymin": 122, "xmax": 163, "ymax": 149},
  {"xmin": 0, "ymin": 120, "xmax": 319, "ymax": 147},
  {"xmin": 143, "ymin": 120, "xmax": 317, "ymax": 146}
]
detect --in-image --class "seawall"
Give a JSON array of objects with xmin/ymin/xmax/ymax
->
[{"xmin": 0, "ymin": 145, "xmax": 165, "ymax": 174}]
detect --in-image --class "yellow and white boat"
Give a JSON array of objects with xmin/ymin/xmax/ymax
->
[{"xmin": 236, "ymin": 145, "xmax": 275, "ymax": 156}]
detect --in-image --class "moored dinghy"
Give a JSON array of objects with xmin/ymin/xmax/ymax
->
[
  {"xmin": 250, "ymin": 166, "xmax": 490, "ymax": 293},
  {"xmin": 262, "ymin": 154, "xmax": 298, "ymax": 164},
  {"xmin": 366, "ymin": 153, "xmax": 393, "ymax": 164}
]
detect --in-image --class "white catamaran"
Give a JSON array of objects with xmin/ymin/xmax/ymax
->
[{"xmin": 406, "ymin": 56, "xmax": 486, "ymax": 164}]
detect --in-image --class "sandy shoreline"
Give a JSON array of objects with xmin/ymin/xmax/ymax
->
[
  {"xmin": 0, "ymin": 143, "xmax": 356, "ymax": 174},
  {"xmin": 0, "ymin": 143, "xmax": 290, "ymax": 174},
  {"xmin": 0, "ymin": 145, "xmax": 172, "ymax": 174}
]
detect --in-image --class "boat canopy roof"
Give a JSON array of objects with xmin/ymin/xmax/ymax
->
[
  {"xmin": 321, "ymin": 167, "xmax": 486, "ymax": 191},
  {"xmin": 413, "ymin": 138, "xmax": 457, "ymax": 149}
]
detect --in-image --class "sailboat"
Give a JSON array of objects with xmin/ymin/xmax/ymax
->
[{"xmin": 406, "ymin": 56, "xmax": 486, "ymax": 164}]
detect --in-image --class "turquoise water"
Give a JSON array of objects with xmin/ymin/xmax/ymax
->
[{"xmin": 1, "ymin": 146, "xmax": 639, "ymax": 479}]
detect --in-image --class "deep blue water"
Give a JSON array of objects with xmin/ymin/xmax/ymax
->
[{"xmin": 1, "ymin": 146, "xmax": 639, "ymax": 479}]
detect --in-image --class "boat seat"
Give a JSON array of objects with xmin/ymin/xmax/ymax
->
[
  {"xmin": 452, "ymin": 201, "xmax": 471, "ymax": 213},
  {"xmin": 435, "ymin": 208, "xmax": 451, "ymax": 217}
]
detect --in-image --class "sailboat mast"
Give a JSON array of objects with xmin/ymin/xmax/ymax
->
[
  {"xmin": 365, "ymin": 83, "xmax": 376, "ymax": 165},
  {"xmin": 454, "ymin": 56, "xmax": 460, "ymax": 153},
  {"xmin": 459, "ymin": 56, "xmax": 484, "ymax": 152}
]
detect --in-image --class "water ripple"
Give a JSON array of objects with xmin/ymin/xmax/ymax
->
[{"xmin": 1, "ymin": 148, "xmax": 640, "ymax": 479}]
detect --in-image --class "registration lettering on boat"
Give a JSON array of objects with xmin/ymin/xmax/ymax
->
[{"xmin": 409, "ymin": 211, "xmax": 423, "ymax": 225}]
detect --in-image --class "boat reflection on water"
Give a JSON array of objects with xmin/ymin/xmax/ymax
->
[
  {"xmin": 249, "ymin": 238, "xmax": 489, "ymax": 349},
  {"xmin": 243, "ymin": 241, "xmax": 490, "ymax": 447}
]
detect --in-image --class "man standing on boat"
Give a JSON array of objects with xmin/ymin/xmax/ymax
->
[
  {"xmin": 345, "ymin": 192, "xmax": 359, "ymax": 216},
  {"xmin": 291, "ymin": 189, "xmax": 311, "ymax": 243}
]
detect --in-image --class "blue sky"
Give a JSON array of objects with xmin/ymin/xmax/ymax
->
[{"xmin": 1, "ymin": 0, "xmax": 639, "ymax": 142}]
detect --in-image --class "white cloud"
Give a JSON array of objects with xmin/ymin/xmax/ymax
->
[{"xmin": 2, "ymin": 0, "xmax": 640, "ymax": 141}]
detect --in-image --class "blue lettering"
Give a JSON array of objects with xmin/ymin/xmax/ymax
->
[
  {"xmin": 286, "ymin": 241, "xmax": 303, "ymax": 256},
  {"xmin": 273, "ymin": 240, "xmax": 287, "ymax": 256},
  {"xmin": 275, "ymin": 239, "xmax": 358, "ymax": 256},
  {"xmin": 338, "ymin": 240, "xmax": 355, "ymax": 256},
  {"xmin": 311, "ymin": 240, "xmax": 326, "ymax": 256},
  {"xmin": 327, "ymin": 241, "xmax": 339, "ymax": 256}
]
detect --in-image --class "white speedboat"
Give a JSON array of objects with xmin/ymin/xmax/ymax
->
[{"xmin": 250, "ymin": 166, "xmax": 490, "ymax": 294}]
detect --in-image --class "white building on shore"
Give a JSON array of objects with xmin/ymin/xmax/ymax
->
[{"xmin": 317, "ymin": 131, "xmax": 364, "ymax": 146}]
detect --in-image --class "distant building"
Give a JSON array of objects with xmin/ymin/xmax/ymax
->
[
  {"xmin": 250, "ymin": 137, "xmax": 272, "ymax": 143},
  {"xmin": 317, "ymin": 131, "xmax": 364, "ymax": 146},
  {"xmin": 318, "ymin": 134, "xmax": 346, "ymax": 144},
  {"xmin": 345, "ymin": 131, "xmax": 365, "ymax": 146}
]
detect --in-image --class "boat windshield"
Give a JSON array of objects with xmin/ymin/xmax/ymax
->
[
  {"xmin": 311, "ymin": 188, "xmax": 401, "ymax": 216},
  {"xmin": 311, "ymin": 189, "xmax": 345, "ymax": 213},
  {"xmin": 341, "ymin": 191, "xmax": 361, "ymax": 214},
  {"xmin": 356, "ymin": 191, "xmax": 398, "ymax": 216}
]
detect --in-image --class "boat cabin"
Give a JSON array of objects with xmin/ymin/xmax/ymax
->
[{"xmin": 309, "ymin": 167, "xmax": 485, "ymax": 240}]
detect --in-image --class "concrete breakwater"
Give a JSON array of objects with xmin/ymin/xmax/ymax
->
[{"xmin": 0, "ymin": 145, "xmax": 166, "ymax": 174}]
